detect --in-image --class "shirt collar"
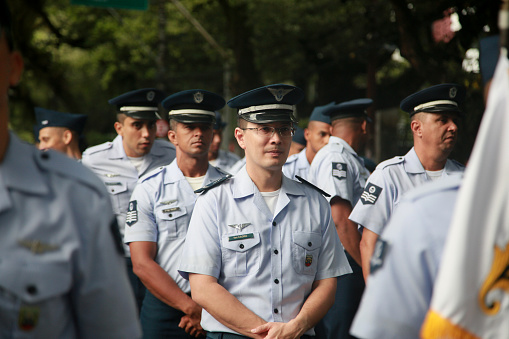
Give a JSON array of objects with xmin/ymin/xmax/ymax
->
[
  {"xmin": 1, "ymin": 132, "xmax": 48, "ymax": 195},
  {"xmin": 109, "ymin": 135, "xmax": 127, "ymax": 159},
  {"xmin": 404, "ymin": 147, "xmax": 426, "ymax": 173}
]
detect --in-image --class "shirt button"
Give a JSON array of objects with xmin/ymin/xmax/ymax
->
[
  {"xmin": 274, "ymin": 279, "xmax": 279, "ymax": 284},
  {"xmin": 169, "ymin": 214, "xmax": 173, "ymax": 217},
  {"xmin": 308, "ymin": 242, "xmax": 312, "ymax": 247},
  {"xmin": 239, "ymin": 244, "xmax": 244, "ymax": 249},
  {"xmin": 274, "ymin": 249, "xmax": 279, "ymax": 255},
  {"xmin": 274, "ymin": 308, "xmax": 279, "ymax": 314},
  {"xmin": 26, "ymin": 285, "xmax": 37, "ymax": 295},
  {"xmin": 272, "ymin": 221, "xmax": 277, "ymax": 226}
]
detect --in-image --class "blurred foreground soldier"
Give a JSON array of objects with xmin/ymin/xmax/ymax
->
[
  {"xmin": 308, "ymin": 99, "xmax": 372, "ymax": 339},
  {"xmin": 351, "ymin": 36, "xmax": 504, "ymax": 339},
  {"xmin": 0, "ymin": 1, "xmax": 141, "ymax": 337},
  {"xmin": 125, "ymin": 89, "xmax": 227, "ymax": 338},
  {"xmin": 288, "ymin": 125, "xmax": 305, "ymax": 156},
  {"xmin": 82, "ymin": 88, "xmax": 176, "ymax": 311},
  {"xmin": 283, "ymin": 102, "xmax": 332, "ymax": 180},
  {"xmin": 208, "ymin": 110, "xmax": 240, "ymax": 172},
  {"xmin": 349, "ymin": 84, "xmax": 465, "ymax": 282},
  {"xmin": 178, "ymin": 84, "xmax": 351, "ymax": 339},
  {"xmin": 35, "ymin": 107, "xmax": 87, "ymax": 160}
]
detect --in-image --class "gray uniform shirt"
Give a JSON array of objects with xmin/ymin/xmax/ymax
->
[
  {"xmin": 0, "ymin": 132, "xmax": 141, "ymax": 339},
  {"xmin": 82, "ymin": 135, "xmax": 176, "ymax": 255}
]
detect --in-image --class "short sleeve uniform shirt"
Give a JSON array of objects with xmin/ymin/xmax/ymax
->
[
  {"xmin": 350, "ymin": 175, "xmax": 462, "ymax": 339},
  {"xmin": 124, "ymin": 160, "xmax": 226, "ymax": 293},
  {"xmin": 0, "ymin": 133, "xmax": 141, "ymax": 339},
  {"xmin": 178, "ymin": 167, "xmax": 352, "ymax": 335},
  {"xmin": 82, "ymin": 135, "xmax": 176, "ymax": 254},
  {"xmin": 349, "ymin": 147, "xmax": 464, "ymax": 235},
  {"xmin": 210, "ymin": 149, "xmax": 241, "ymax": 174}
]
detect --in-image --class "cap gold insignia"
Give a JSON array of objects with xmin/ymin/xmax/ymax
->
[
  {"xmin": 18, "ymin": 240, "xmax": 59, "ymax": 254},
  {"xmin": 228, "ymin": 223, "xmax": 251, "ymax": 231},
  {"xmin": 449, "ymin": 87, "xmax": 457, "ymax": 98},
  {"xmin": 268, "ymin": 88, "xmax": 294, "ymax": 102},
  {"xmin": 194, "ymin": 91, "xmax": 204, "ymax": 103},
  {"xmin": 147, "ymin": 91, "xmax": 155, "ymax": 101}
]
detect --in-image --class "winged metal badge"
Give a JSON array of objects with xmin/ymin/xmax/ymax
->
[
  {"xmin": 228, "ymin": 223, "xmax": 251, "ymax": 231},
  {"xmin": 18, "ymin": 239, "xmax": 59, "ymax": 254}
]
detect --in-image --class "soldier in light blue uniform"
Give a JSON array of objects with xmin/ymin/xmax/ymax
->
[
  {"xmin": 349, "ymin": 84, "xmax": 466, "ymax": 282},
  {"xmin": 82, "ymin": 88, "xmax": 176, "ymax": 310},
  {"xmin": 34, "ymin": 107, "xmax": 87, "ymax": 160},
  {"xmin": 308, "ymin": 99, "xmax": 372, "ymax": 339},
  {"xmin": 350, "ymin": 175, "xmax": 462, "ymax": 339},
  {"xmin": 0, "ymin": 2, "xmax": 141, "ymax": 337},
  {"xmin": 125, "ymin": 89, "xmax": 228, "ymax": 339},
  {"xmin": 283, "ymin": 102, "xmax": 333, "ymax": 180},
  {"xmin": 208, "ymin": 111, "xmax": 241, "ymax": 173},
  {"xmin": 179, "ymin": 84, "xmax": 351, "ymax": 339}
]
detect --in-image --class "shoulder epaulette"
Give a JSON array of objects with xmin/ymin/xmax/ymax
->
[
  {"xmin": 285, "ymin": 153, "xmax": 299, "ymax": 164},
  {"xmin": 378, "ymin": 156, "xmax": 404, "ymax": 169},
  {"xmin": 83, "ymin": 141, "xmax": 113, "ymax": 155},
  {"xmin": 194, "ymin": 174, "xmax": 232, "ymax": 194},
  {"xmin": 295, "ymin": 175, "xmax": 331, "ymax": 197},
  {"xmin": 139, "ymin": 166, "xmax": 165, "ymax": 182},
  {"xmin": 213, "ymin": 165, "xmax": 233, "ymax": 176}
]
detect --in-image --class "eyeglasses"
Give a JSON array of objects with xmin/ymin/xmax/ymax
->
[{"xmin": 241, "ymin": 126, "xmax": 295, "ymax": 138}]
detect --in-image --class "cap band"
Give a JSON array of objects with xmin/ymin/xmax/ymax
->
[
  {"xmin": 168, "ymin": 109, "xmax": 215, "ymax": 117},
  {"xmin": 238, "ymin": 104, "xmax": 293, "ymax": 115},
  {"xmin": 120, "ymin": 106, "xmax": 159, "ymax": 112},
  {"xmin": 413, "ymin": 100, "xmax": 458, "ymax": 112}
]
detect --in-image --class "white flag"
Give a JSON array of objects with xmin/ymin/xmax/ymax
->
[{"xmin": 421, "ymin": 53, "xmax": 509, "ymax": 338}]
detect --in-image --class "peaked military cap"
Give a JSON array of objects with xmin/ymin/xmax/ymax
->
[
  {"xmin": 109, "ymin": 88, "xmax": 165, "ymax": 120},
  {"xmin": 400, "ymin": 84, "xmax": 465, "ymax": 116},
  {"xmin": 309, "ymin": 102, "xmax": 334, "ymax": 124},
  {"xmin": 292, "ymin": 126, "xmax": 306, "ymax": 145},
  {"xmin": 162, "ymin": 89, "xmax": 225, "ymax": 124},
  {"xmin": 214, "ymin": 111, "xmax": 227, "ymax": 130},
  {"xmin": 228, "ymin": 84, "xmax": 304, "ymax": 124},
  {"xmin": 479, "ymin": 35, "xmax": 500, "ymax": 85},
  {"xmin": 324, "ymin": 98, "xmax": 373, "ymax": 122},
  {"xmin": 34, "ymin": 107, "xmax": 88, "ymax": 135}
]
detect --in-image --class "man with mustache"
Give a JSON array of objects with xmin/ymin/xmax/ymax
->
[
  {"xmin": 349, "ymin": 84, "xmax": 466, "ymax": 283},
  {"xmin": 125, "ymin": 89, "xmax": 228, "ymax": 339},
  {"xmin": 178, "ymin": 84, "xmax": 351, "ymax": 339},
  {"xmin": 82, "ymin": 88, "xmax": 176, "ymax": 311}
]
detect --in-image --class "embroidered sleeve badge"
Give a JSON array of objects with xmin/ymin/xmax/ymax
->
[
  {"xmin": 360, "ymin": 183, "xmax": 382, "ymax": 205},
  {"xmin": 126, "ymin": 200, "xmax": 138, "ymax": 226},
  {"xmin": 332, "ymin": 162, "xmax": 347, "ymax": 179},
  {"xmin": 370, "ymin": 238, "xmax": 388, "ymax": 274}
]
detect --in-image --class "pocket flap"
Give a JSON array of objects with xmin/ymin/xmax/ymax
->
[
  {"xmin": 222, "ymin": 232, "xmax": 260, "ymax": 252},
  {"xmin": 293, "ymin": 231, "xmax": 322, "ymax": 251},
  {"xmin": 0, "ymin": 259, "xmax": 71, "ymax": 303},
  {"xmin": 104, "ymin": 180, "xmax": 127, "ymax": 195}
]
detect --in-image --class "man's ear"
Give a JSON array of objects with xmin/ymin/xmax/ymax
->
[
  {"xmin": 168, "ymin": 128, "xmax": 177, "ymax": 146},
  {"xmin": 410, "ymin": 119, "xmax": 422, "ymax": 137},
  {"xmin": 304, "ymin": 128, "xmax": 310, "ymax": 142},
  {"xmin": 114, "ymin": 121, "xmax": 123, "ymax": 136},
  {"xmin": 62, "ymin": 129, "xmax": 73, "ymax": 145},
  {"xmin": 234, "ymin": 127, "xmax": 247, "ymax": 150}
]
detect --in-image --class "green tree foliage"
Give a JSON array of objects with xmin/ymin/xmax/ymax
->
[{"xmin": 7, "ymin": 0, "xmax": 500, "ymax": 162}]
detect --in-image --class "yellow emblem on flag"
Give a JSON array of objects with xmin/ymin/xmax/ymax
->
[{"xmin": 479, "ymin": 242, "xmax": 509, "ymax": 316}]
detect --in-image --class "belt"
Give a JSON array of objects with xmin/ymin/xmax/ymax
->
[{"xmin": 207, "ymin": 332, "xmax": 314, "ymax": 339}]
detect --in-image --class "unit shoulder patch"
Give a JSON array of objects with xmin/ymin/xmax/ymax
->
[
  {"xmin": 126, "ymin": 200, "xmax": 138, "ymax": 226},
  {"xmin": 295, "ymin": 175, "xmax": 331, "ymax": 197},
  {"xmin": 370, "ymin": 238, "xmax": 389, "ymax": 274},
  {"xmin": 360, "ymin": 183, "xmax": 382, "ymax": 205},
  {"xmin": 332, "ymin": 162, "xmax": 347, "ymax": 180}
]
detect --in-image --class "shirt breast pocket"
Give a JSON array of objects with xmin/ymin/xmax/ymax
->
[
  {"xmin": 221, "ymin": 232, "xmax": 261, "ymax": 277},
  {"xmin": 156, "ymin": 206, "xmax": 188, "ymax": 239},
  {"xmin": 291, "ymin": 231, "xmax": 322, "ymax": 275},
  {"xmin": 104, "ymin": 180, "xmax": 129, "ymax": 215}
]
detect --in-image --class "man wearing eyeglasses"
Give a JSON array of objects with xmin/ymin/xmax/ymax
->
[
  {"xmin": 178, "ymin": 84, "xmax": 351, "ymax": 339},
  {"xmin": 308, "ymin": 98, "xmax": 373, "ymax": 339}
]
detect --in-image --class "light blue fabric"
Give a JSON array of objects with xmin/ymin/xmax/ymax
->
[
  {"xmin": 178, "ymin": 167, "xmax": 351, "ymax": 335},
  {"xmin": 282, "ymin": 147, "xmax": 310, "ymax": 181},
  {"xmin": 0, "ymin": 133, "xmax": 140, "ymax": 339}
]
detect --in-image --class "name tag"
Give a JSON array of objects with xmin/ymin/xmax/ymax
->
[
  {"xmin": 105, "ymin": 182, "xmax": 122, "ymax": 186},
  {"xmin": 228, "ymin": 233, "xmax": 254, "ymax": 242},
  {"xmin": 163, "ymin": 207, "xmax": 180, "ymax": 213}
]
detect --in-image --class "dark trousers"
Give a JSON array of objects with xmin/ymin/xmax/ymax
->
[
  {"xmin": 140, "ymin": 290, "xmax": 194, "ymax": 339},
  {"xmin": 314, "ymin": 252, "xmax": 365, "ymax": 339},
  {"xmin": 126, "ymin": 257, "xmax": 147, "ymax": 313}
]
